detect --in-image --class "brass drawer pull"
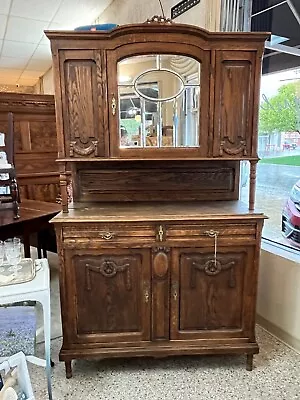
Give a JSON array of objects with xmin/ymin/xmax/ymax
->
[
  {"xmin": 100, "ymin": 232, "xmax": 115, "ymax": 240},
  {"xmin": 205, "ymin": 229, "xmax": 219, "ymax": 238}
]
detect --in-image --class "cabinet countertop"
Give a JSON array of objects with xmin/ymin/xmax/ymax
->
[{"xmin": 51, "ymin": 200, "xmax": 266, "ymax": 223}]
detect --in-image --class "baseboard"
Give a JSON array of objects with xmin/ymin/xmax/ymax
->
[{"xmin": 257, "ymin": 314, "xmax": 300, "ymax": 354}]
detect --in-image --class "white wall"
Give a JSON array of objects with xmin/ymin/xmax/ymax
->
[
  {"xmin": 95, "ymin": 0, "xmax": 220, "ymax": 30},
  {"xmin": 257, "ymin": 249, "xmax": 300, "ymax": 351},
  {"xmin": 39, "ymin": 0, "xmax": 221, "ymax": 94},
  {"xmin": 41, "ymin": 68, "xmax": 54, "ymax": 95}
]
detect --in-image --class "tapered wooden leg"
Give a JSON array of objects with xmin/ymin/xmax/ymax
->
[
  {"xmin": 246, "ymin": 354, "xmax": 253, "ymax": 371},
  {"xmin": 65, "ymin": 361, "xmax": 72, "ymax": 379}
]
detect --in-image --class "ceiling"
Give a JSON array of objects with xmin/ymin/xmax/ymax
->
[
  {"xmin": 0, "ymin": 0, "xmax": 113, "ymax": 87},
  {"xmin": 251, "ymin": 0, "xmax": 300, "ymax": 74}
]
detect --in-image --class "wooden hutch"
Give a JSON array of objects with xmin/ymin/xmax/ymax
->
[
  {"xmin": 46, "ymin": 18, "xmax": 268, "ymax": 378},
  {"xmin": 0, "ymin": 92, "xmax": 59, "ymax": 203}
]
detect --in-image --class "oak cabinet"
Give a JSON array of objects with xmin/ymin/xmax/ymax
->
[
  {"xmin": 47, "ymin": 24, "xmax": 266, "ymax": 166},
  {"xmin": 55, "ymin": 208, "xmax": 263, "ymax": 377},
  {"xmin": 46, "ymin": 20, "xmax": 267, "ymax": 377}
]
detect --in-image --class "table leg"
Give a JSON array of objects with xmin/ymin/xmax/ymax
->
[
  {"xmin": 41, "ymin": 292, "xmax": 53, "ymax": 400},
  {"xmin": 65, "ymin": 361, "xmax": 72, "ymax": 379},
  {"xmin": 246, "ymin": 354, "xmax": 253, "ymax": 371},
  {"xmin": 37, "ymin": 232, "xmax": 42, "ymax": 259},
  {"xmin": 23, "ymin": 235, "xmax": 31, "ymax": 258}
]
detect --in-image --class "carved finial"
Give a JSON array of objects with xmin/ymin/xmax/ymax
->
[{"xmin": 145, "ymin": 15, "xmax": 173, "ymax": 24}]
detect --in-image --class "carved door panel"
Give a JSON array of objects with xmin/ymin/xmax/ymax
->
[
  {"xmin": 59, "ymin": 50, "xmax": 108, "ymax": 158},
  {"xmin": 65, "ymin": 249, "xmax": 151, "ymax": 343},
  {"xmin": 213, "ymin": 51, "xmax": 256, "ymax": 158},
  {"xmin": 170, "ymin": 247, "xmax": 256, "ymax": 340}
]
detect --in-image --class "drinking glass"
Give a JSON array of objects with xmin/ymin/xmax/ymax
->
[
  {"xmin": 0, "ymin": 241, "xmax": 4, "ymax": 273},
  {"xmin": 4, "ymin": 238, "xmax": 22, "ymax": 273}
]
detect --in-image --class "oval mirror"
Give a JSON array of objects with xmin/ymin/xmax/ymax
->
[{"xmin": 134, "ymin": 69, "xmax": 184, "ymax": 102}]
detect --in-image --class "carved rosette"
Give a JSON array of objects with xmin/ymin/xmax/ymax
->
[
  {"xmin": 85, "ymin": 260, "xmax": 132, "ymax": 291},
  {"xmin": 191, "ymin": 258, "xmax": 236, "ymax": 288},
  {"xmin": 219, "ymin": 140, "xmax": 247, "ymax": 156},
  {"xmin": 69, "ymin": 139, "xmax": 98, "ymax": 157}
]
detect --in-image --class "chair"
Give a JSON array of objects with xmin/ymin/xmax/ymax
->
[
  {"xmin": 0, "ymin": 112, "xmax": 20, "ymax": 219},
  {"xmin": 0, "ymin": 258, "xmax": 53, "ymax": 400}
]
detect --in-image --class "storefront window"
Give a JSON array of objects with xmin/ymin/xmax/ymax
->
[{"xmin": 241, "ymin": 68, "xmax": 300, "ymax": 250}]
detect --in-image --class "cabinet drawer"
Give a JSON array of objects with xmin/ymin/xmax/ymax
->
[
  {"xmin": 62, "ymin": 223, "xmax": 156, "ymax": 245},
  {"xmin": 166, "ymin": 223, "xmax": 257, "ymax": 243}
]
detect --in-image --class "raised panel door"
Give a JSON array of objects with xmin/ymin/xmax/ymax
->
[
  {"xmin": 170, "ymin": 246, "xmax": 256, "ymax": 340},
  {"xmin": 213, "ymin": 51, "xmax": 256, "ymax": 158},
  {"xmin": 60, "ymin": 50, "xmax": 108, "ymax": 158},
  {"xmin": 65, "ymin": 248, "xmax": 151, "ymax": 344}
]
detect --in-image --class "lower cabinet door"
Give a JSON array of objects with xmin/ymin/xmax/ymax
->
[
  {"xmin": 170, "ymin": 247, "xmax": 256, "ymax": 340},
  {"xmin": 65, "ymin": 248, "xmax": 151, "ymax": 343}
]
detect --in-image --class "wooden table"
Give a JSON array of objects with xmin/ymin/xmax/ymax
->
[{"xmin": 0, "ymin": 199, "xmax": 61, "ymax": 258}]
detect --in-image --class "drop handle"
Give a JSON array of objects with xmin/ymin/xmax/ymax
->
[{"xmin": 100, "ymin": 232, "xmax": 115, "ymax": 240}]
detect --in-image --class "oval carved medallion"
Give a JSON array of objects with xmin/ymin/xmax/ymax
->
[{"xmin": 153, "ymin": 251, "xmax": 169, "ymax": 278}]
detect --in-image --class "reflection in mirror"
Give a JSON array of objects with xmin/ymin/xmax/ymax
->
[{"xmin": 118, "ymin": 54, "xmax": 201, "ymax": 149}]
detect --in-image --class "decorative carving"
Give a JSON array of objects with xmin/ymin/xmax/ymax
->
[
  {"xmin": 145, "ymin": 15, "xmax": 173, "ymax": 24},
  {"xmin": 153, "ymin": 249, "xmax": 169, "ymax": 279},
  {"xmin": 69, "ymin": 139, "xmax": 98, "ymax": 157},
  {"xmin": 0, "ymin": 99, "xmax": 55, "ymax": 112},
  {"xmin": 30, "ymin": 121, "xmax": 57, "ymax": 151},
  {"xmin": 152, "ymin": 247, "xmax": 170, "ymax": 254},
  {"xmin": 219, "ymin": 140, "xmax": 247, "ymax": 156},
  {"xmin": 191, "ymin": 258, "xmax": 236, "ymax": 288},
  {"xmin": 85, "ymin": 259, "xmax": 132, "ymax": 291}
]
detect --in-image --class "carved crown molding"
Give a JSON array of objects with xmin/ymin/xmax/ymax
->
[
  {"xmin": 145, "ymin": 15, "xmax": 173, "ymax": 24},
  {"xmin": 0, "ymin": 96, "xmax": 55, "ymax": 114}
]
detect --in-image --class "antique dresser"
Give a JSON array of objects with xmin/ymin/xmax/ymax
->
[{"xmin": 46, "ymin": 18, "xmax": 268, "ymax": 378}]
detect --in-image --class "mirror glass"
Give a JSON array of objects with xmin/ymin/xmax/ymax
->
[{"xmin": 117, "ymin": 54, "xmax": 201, "ymax": 148}]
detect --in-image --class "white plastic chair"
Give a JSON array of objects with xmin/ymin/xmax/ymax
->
[
  {"xmin": 0, "ymin": 258, "xmax": 52, "ymax": 399},
  {"xmin": 0, "ymin": 351, "xmax": 35, "ymax": 400}
]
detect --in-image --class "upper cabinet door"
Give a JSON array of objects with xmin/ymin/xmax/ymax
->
[
  {"xmin": 59, "ymin": 50, "xmax": 108, "ymax": 158},
  {"xmin": 213, "ymin": 51, "xmax": 257, "ymax": 158},
  {"xmin": 107, "ymin": 45, "xmax": 210, "ymax": 159}
]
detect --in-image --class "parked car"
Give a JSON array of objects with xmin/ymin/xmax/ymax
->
[
  {"xmin": 282, "ymin": 142, "xmax": 297, "ymax": 150},
  {"xmin": 282, "ymin": 179, "xmax": 300, "ymax": 245}
]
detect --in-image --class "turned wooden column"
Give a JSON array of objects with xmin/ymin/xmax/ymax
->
[{"xmin": 249, "ymin": 160, "xmax": 258, "ymax": 211}]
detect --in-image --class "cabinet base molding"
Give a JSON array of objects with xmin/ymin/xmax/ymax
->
[{"xmin": 59, "ymin": 341, "xmax": 258, "ymax": 377}]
